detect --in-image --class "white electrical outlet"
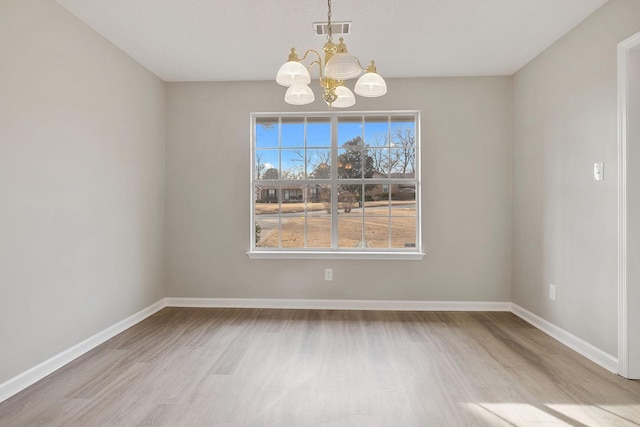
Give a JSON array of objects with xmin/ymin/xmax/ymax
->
[
  {"xmin": 549, "ymin": 284, "xmax": 557, "ymax": 301},
  {"xmin": 325, "ymin": 268, "xmax": 333, "ymax": 281}
]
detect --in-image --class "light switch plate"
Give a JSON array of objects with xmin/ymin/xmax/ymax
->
[{"xmin": 594, "ymin": 163, "xmax": 604, "ymax": 181}]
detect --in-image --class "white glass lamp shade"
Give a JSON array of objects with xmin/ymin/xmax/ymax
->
[
  {"xmin": 325, "ymin": 53, "xmax": 362, "ymax": 80},
  {"xmin": 354, "ymin": 72, "xmax": 387, "ymax": 97},
  {"xmin": 284, "ymin": 84, "xmax": 315, "ymax": 105},
  {"xmin": 331, "ymin": 86, "xmax": 356, "ymax": 108},
  {"xmin": 276, "ymin": 61, "xmax": 311, "ymax": 87}
]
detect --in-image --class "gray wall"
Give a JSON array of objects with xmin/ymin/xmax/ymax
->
[
  {"xmin": 0, "ymin": 0, "xmax": 166, "ymax": 383},
  {"xmin": 512, "ymin": 0, "xmax": 640, "ymax": 356},
  {"xmin": 166, "ymin": 78, "xmax": 513, "ymax": 302}
]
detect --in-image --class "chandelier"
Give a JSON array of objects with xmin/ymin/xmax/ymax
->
[{"xmin": 275, "ymin": 0, "xmax": 387, "ymax": 109}]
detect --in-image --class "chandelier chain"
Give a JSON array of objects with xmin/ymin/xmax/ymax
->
[{"xmin": 327, "ymin": 0, "xmax": 333, "ymax": 42}]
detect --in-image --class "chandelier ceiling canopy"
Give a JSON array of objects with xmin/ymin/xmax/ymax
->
[{"xmin": 276, "ymin": 0, "xmax": 387, "ymax": 109}]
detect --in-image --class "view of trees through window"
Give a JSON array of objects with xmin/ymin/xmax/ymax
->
[{"xmin": 252, "ymin": 113, "xmax": 419, "ymax": 252}]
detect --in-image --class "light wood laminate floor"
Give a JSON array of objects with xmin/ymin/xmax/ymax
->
[{"xmin": 1, "ymin": 308, "xmax": 639, "ymax": 426}]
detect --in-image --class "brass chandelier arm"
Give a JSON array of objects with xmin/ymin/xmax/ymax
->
[
  {"xmin": 297, "ymin": 49, "xmax": 323, "ymax": 64},
  {"xmin": 308, "ymin": 60, "xmax": 322, "ymax": 74},
  {"xmin": 352, "ymin": 56, "xmax": 371, "ymax": 72},
  {"xmin": 294, "ymin": 49, "xmax": 326, "ymax": 79},
  {"xmin": 296, "ymin": 49, "xmax": 336, "ymax": 81}
]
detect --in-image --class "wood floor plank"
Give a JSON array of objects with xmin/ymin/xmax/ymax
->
[{"xmin": 1, "ymin": 309, "xmax": 640, "ymax": 426}]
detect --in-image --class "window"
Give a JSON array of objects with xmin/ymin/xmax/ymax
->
[{"xmin": 250, "ymin": 111, "xmax": 422, "ymax": 259}]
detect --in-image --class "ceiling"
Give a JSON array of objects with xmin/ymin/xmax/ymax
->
[{"xmin": 55, "ymin": 0, "xmax": 608, "ymax": 82}]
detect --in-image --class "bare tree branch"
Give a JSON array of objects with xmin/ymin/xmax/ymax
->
[{"xmin": 391, "ymin": 128, "xmax": 415, "ymax": 177}]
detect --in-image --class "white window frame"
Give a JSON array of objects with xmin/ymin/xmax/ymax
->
[{"xmin": 248, "ymin": 111, "xmax": 423, "ymax": 260}]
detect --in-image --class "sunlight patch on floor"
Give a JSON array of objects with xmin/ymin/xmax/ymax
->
[
  {"xmin": 546, "ymin": 403, "xmax": 640, "ymax": 426},
  {"xmin": 465, "ymin": 402, "xmax": 640, "ymax": 426},
  {"xmin": 465, "ymin": 402, "xmax": 575, "ymax": 426}
]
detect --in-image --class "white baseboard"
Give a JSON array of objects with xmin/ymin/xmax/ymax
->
[
  {"xmin": 511, "ymin": 303, "xmax": 618, "ymax": 374},
  {"xmin": 165, "ymin": 297, "xmax": 511, "ymax": 312},
  {"xmin": 0, "ymin": 299, "xmax": 166, "ymax": 404}
]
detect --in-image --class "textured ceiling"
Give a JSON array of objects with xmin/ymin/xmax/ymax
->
[{"xmin": 55, "ymin": 0, "xmax": 608, "ymax": 82}]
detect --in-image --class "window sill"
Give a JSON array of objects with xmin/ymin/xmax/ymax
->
[{"xmin": 247, "ymin": 251, "xmax": 425, "ymax": 260}]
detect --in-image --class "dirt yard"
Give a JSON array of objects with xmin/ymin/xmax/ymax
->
[{"xmin": 257, "ymin": 209, "xmax": 416, "ymax": 249}]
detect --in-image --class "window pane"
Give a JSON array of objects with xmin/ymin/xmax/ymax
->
[
  {"xmin": 281, "ymin": 186, "xmax": 305, "ymax": 209},
  {"xmin": 364, "ymin": 197, "xmax": 390, "ymax": 217},
  {"xmin": 365, "ymin": 217, "xmax": 390, "ymax": 249},
  {"xmin": 280, "ymin": 215, "xmax": 305, "ymax": 248},
  {"xmin": 337, "ymin": 117, "xmax": 362, "ymax": 147},
  {"xmin": 312, "ymin": 186, "xmax": 332, "ymax": 246},
  {"xmin": 255, "ymin": 118, "xmax": 278, "ymax": 148},
  {"xmin": 307, "ymin": 149, "xmax": 331, "ymax": 179},
  {"xmin": 390, "ymin": 148, "xmax": 415, "ymax": 178},
  {"xmin": 391, "ymin": 217, "xmax": 416, "ymax": 248},
  {"xmin": 255, "ymin": 184, "xmax": 280, "ymax": 248},
  {"xmin": 391, "ymin": 116, "xmax": 416, "ymax": 142},
  {"xmin": 390, "ymin": 120, "xmax": 416, "ymax": 178},
  {"xmin": 364, "ymin": 116, "xmax": 389, "ymax": 147},
  {"xmin": 338, "ymin": 184, "xmax": 361, "ymax": 213},
  {"xmin": 392, "ymin": 205, "xmax": 415, "ymax": 218},
  {"xmin": 338, "ymin": 183, "xmax": 363, "ymax": 248},
  {"xmin": 338, "ymin": 216, "xmax": 363, "ymax": 249},
  {"xmin": 365, "ymin": 184, "xmax": 391, "ymax": 206},
  {"xmin": 369, "ymin": 148, "xmax": 390, "ymax": 177},
  {"xmin": 364, "ymin": 184, "xmax": 389, "ymax": 207},
  {"xmin": 255, "ymin": 184, "xmax": 279, "ymax": 205},
  {"xmin": 281, "ymin": 149, "xmax": 305, "ymax": 179},
  {"xmin": 307, "ymin": 118, "xmax": 331, "ymax": 148},
  {"xmin": 338, "ymin": 148, "xmax": 365, "ymax": 179},
  {"xmin": 307, "ymin": 217, "xmax": 331, "ymax": 248},
  {"xmin": 281, "ymin": 118, "xmax": 304, "ymax": 148},
  {"xmin": 306, "ymin": 184, "xmax": 331, "ymax": 206},
  {"xmin": 307, "ymin": 184, "xmax": 331, "ymax": 208},
  {"xmin": 392, "ymin": 184, "xmax": 417, "ymax": 209},
  {"xmin": 255, "ymin": 150, "xmax": 279, "ymax": 180},
  {"xmin": 255, "ymin": 218, "xmax": 279, "ymax": 248},
  {"xmin": 280, "ymin": 184, "xmax": 306, "ymax": 248}
]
